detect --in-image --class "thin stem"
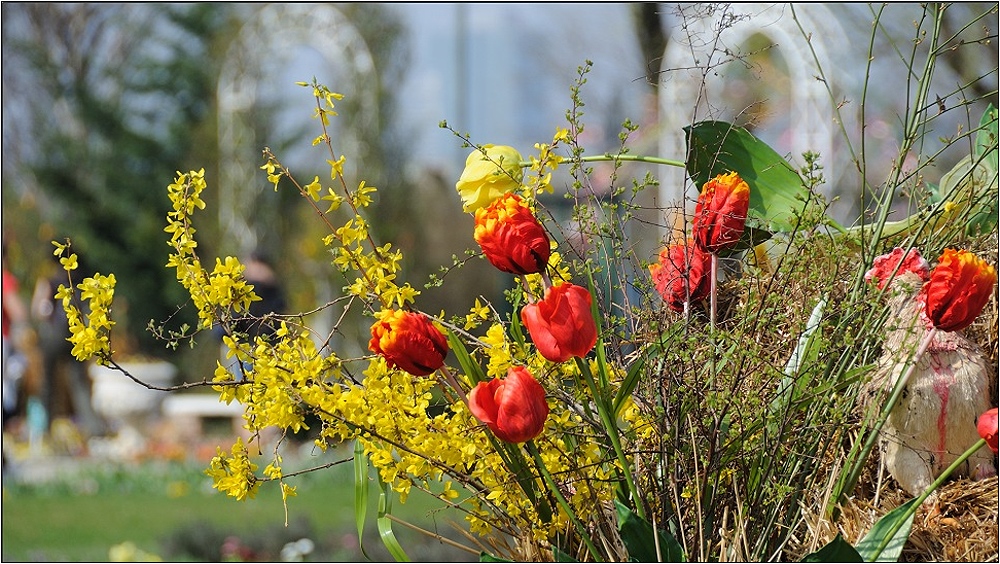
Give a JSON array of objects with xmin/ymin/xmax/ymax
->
[
  {"xmin": 708, "ymin": 252, "xmax": 719, "ymax": 395},
  {"xmin": 437, "ymin": 365, "xmax": 467, "ymax": 403},
  {"xmin": 383, "ymin": 514, "xmax": 481, "ymax": 556}
]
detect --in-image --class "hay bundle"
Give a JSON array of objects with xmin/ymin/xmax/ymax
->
[{"xmin": 836, "ymin": 477, "xmax": 999, "ymax": 562}]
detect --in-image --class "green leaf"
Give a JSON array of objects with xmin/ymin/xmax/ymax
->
[
  {"xmin": 970, "ymin": 103, "xmax": 998, "ymax": 235},
  {"xmin": 927, "ymin": 105, "xmax": 998, "ymax": 236},
  {"xmin": 552, "ymin": 546, "xmax": 578, "ymax": 562},
  {"xmin": 446, "ymin": 328, "xmax": 486, "ymax": 385},
  {"xmin": 508, "ymin": 290, "xmax": 526, "ymax": 348},
  {"xmin": 855, "ymin": 498, "xmax": 918, "ymax": 562},
  {"xmin": 801, "ymin": 533, "xmax": 864, "ymax": 562},
  {"xmin": 376, "ymin": 475, "xmax": 410, "ymax": 562},
  {"xmin": 615, "ymin": 499, "xmax": 685, "ymax": 562},
  {"xmin": 353, "ymin": 440, "xmax": 370, "ymax": 560},
  {"xmin": 684, "ymin": 121, "xmax": 809, "ymax": 234},
  {"xmin": 975, "ymin": 103, "xmax": 997, "ymax": 164}
]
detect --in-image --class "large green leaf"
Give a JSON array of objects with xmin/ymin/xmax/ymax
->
[
  {"xmin": 924, "ymin": 105, "xmax": 997, "ymax": 236},
  {"xmin": 684, "ymin": 121, "xmax": 809, "ymax": 234},
  {"xmin": 975, "ymin": 103, "xmax": 998, "ymax": 165},
  {"xmin": 855, "ymin": 498, "xmax": 918, "ymax": 562},
  {"xmin": 615, "ymin": 499, "xmax": 685, "ymax": 562},
  {"xmin": 969, "ymin": 103, "xmax": 998, "ymax": 234},
  {"xmin": 801, "ymin": 533, "xmax": 864, "ymax": 562}
]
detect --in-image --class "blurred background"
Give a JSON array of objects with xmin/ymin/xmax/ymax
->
[{"xmin": 1, "ymin": 3, "xmax": 996, "ymax": 561}]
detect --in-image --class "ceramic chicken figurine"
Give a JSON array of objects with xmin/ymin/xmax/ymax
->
[{"xmin": 864, "ymin": 247, "xmax": 997, "ymax": 497}]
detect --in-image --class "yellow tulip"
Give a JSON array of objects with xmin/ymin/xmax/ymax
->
[{"xmin": 455, "ymin": 144, "xmax": 523, "ymax": 212}]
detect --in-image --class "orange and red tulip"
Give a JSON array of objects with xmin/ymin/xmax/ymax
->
[
  {"xmin": 474, "ymin": 193, "xmax": 551, "ymax": 275},
  {"xmin": 369, "ymin": 309, "xmax": 448, "ymax": 376}
]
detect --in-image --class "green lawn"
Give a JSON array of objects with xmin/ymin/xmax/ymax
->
[{"xmin": 2, "ymin": 449, "xmax": 478, "ymax": 562}]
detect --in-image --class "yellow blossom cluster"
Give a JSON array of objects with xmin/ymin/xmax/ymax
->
[
  {"xmin": 206, "ymin": 437, "xmax": 261, "ymax": 501},
  {"xmin": 524, "ymin": 128, "xmax": 569, "ymax": 196},
  {"xmin": 164, "ymin": 168, "xmax": 259, "ymax": 330},
  {"xmin": 52, "ymin": 241, "xmax": 116, "ymax": 363}
]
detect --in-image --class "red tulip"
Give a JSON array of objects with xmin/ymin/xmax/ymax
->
[
  {"xmin": 692, "ymin": 171, "xmax": 750, "ymax": 253},
  {"xmin": 864, "ymin": 247, "xmax": 930, "ymax": 290},
  {"xmin": 649, "ymin": 241, "xmax": 711, "ymax": 312},
  {"xmin": 978, "ymin": 407, "xmax": 999, "ymax": 453},
  {"xmin": 468, "ymin": 366, "xmax": 549, "ymax": 443},
  {"xmin": 474, "ymin": 193, "xmax": 551, "ymax": 275},
  {"xmin": 520, "ymin": 282, "xmax": 598, "ymax": 363},
  {"xmin": 922, "ymin": 249, "xmax": 997, "ymax": 332},
  {"xmin": 369, "ymin": 310, "xmax": 448, "ymax": 376}
]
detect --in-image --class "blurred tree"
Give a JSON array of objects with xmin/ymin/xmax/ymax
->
[
  {"xmin": 632, "ymin": 3, "xmax": 668, "ymax": 93},
  {"xmin": 2, "ymin": 4, "xmax": 231, "ymax": 356}
]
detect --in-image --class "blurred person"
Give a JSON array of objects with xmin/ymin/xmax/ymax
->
[
  {"xmin": 31, "ymin": 253, "xmax": 106, "ymax": 438},
  {"xmin": 220, "ymin": 252, "xmax": 288, "ymax": 380},
  {"xmin": 237, "ymin": 252, "xmax": 288, "ymax": 340},
  {"xmin": 2, "ymin": 245, "xmax": 29, "ymax": 429}
]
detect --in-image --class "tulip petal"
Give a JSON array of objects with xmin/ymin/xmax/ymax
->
[
  {"xmin": 520, "ymin": 283, "xmax": 597, "ymax": 363},
  {"xmin": 923, "ymin": 249, "xmax": 996, "ymax": 332}
]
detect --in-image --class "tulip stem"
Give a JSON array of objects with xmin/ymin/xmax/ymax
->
[
  {"xmin": 518, "ymin": 154, "xmax": 685, "ymax": 170},
  {"xmin": 708, "ymin": 253, "xmax": 719, "ymax": 391},
  {"xmin": 709, "ymin": 253, "xmax": 719, "ymax": 332},
  {"xmin": 525, "ymin": 440, "xmax": 604, "ymax": 562},
  {"xmin": 437, "ymin": 365, "xmax": 467, "ymax": 403}
]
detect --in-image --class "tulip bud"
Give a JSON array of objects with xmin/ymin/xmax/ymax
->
[
  {"xmin": 692, "ymin": 171, "xmax": 750, "ymax": 253},
  {"xmin": 468, "ymin": 366, "xmax": 549, "ymax": 443},
  {"xmin": 474, "ymin": 193, "xmax": 551, "ymax": 275},
  {"xmin": 922, "ymin": 249, "xmax": 997, "ymax": 332},
  {"xmin": 369, "ymin": 309, "xmax": 448, "ymax": 376},
  {"xmin": 978, "ymin": 407, "xmax": 999, "ymax": 453},
  {"xmin": 649, "ymin": 242, "xmax": 711, "ymax": 312},
  {"xmin": 520, "ymin": 282, "xmax": 598, "ymax": 363},
  {"xmin": 455, "ymin": 145, "xmax": 523, "ymax": 212}
]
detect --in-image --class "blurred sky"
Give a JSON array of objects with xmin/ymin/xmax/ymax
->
[
  {"xmin": 3, "ymin": 3, "xmax": 996, "ymax": 234},
  {"xmin": 389, "ymin": 3, "xmax": 649, "ymax": 176}
]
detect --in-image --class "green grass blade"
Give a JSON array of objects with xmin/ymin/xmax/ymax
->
[
  {"xmin": 479, "ymin": 552, "xmax": 515, "ymax": 562},
  {"xmin": 353, "ymin": 440, "xmax": 370, "ymax": 560},
  {"xmin": 376, "ymin": 476, "xmax": 410, "ymax": 562},
  {"xmin": 612, "ymin": 352, "xmax": 644, "ymax": 417},
  {"xmin": 446, "ymin": 327, "xmax": 486, "ymax": 385}
]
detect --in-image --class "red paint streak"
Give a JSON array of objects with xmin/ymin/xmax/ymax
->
[{"xmin": 930, "ymin": 354, "xmax": 954, "ymax": 464}]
